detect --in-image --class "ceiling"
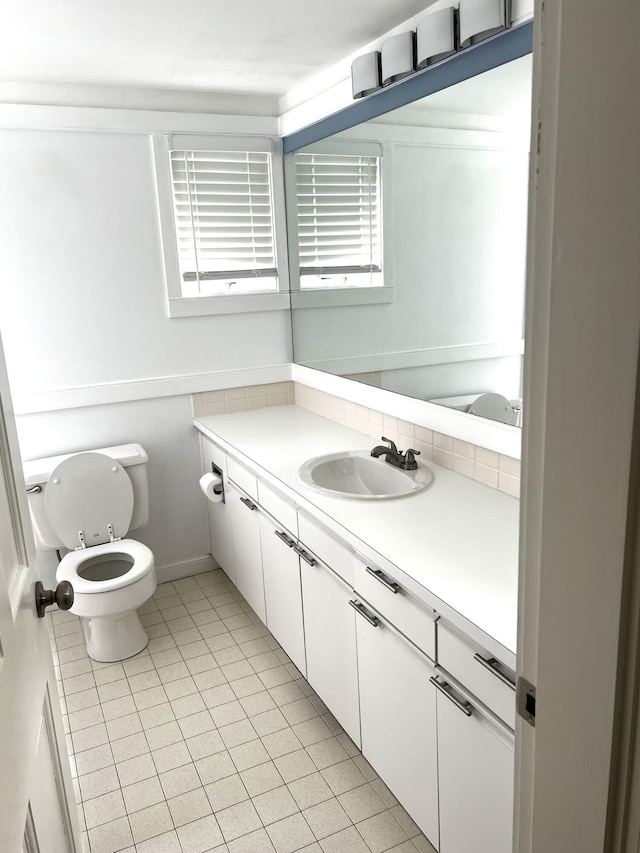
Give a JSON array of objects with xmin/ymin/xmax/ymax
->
[{"xmin": 0, "ymin": 0, "xmax": 433, "ymax": 99}]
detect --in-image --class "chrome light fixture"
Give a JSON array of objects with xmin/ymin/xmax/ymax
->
[
  {"xmin": 381, "ymin": 31, "xmax": 416, "ymax": 87},
  {"xmin": 351, "ymin": 51, "xmax": 382, "ymax": 99},
  {"xmin": 459, "ymin": 0, "xmax": 507, "ymax": 49},
  {"xmin": 416, "ymin": 7, "xmax": 457, "ymax": 69}
]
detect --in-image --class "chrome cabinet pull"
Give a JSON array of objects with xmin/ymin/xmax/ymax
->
[
  {"xmin": 349, "ymin": 599, "xmax": 379, "ymax": 628},
  {"xmin": 294, "ymin": 546, "xmax": 317, "ymax": 566},
  {"xmin": 473, "ymin": 653, "xmax": 516, "ymax": 691},
  {"xmin": 430, "ymin": 676, "xmax": 473, "ymax": 717},
  {"xmin": 239, "ymin": 496, "xmax": 257, "ymax": 511},
  {"xmin": 274, "ymin": 530, "xmax": 295, "ymax": 548},
  {"xmin": 365, "ymin": 566, "xmax": 399, "ymax": 594}
]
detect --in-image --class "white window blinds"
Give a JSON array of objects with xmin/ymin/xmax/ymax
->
[
  {"xmin": 170, "ymin": 149, "xmax": 277, "ymax": 296},
  {"xmin": 294, "ymin": 152, "xmax": 381, "ymax": 287}
]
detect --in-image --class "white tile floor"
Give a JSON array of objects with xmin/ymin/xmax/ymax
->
[{"xmin": 49, "ymin": 569, "xmax": 437, "ymax": 853}]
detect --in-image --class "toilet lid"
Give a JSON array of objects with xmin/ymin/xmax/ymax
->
[{"xmin": 44, "ymin": 452, "xmax": 134, "ymax": 550}]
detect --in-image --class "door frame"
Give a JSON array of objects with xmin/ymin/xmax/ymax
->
[{"xmin": 515, "ymin": 1, "xmax": 640, "ymax": 850}]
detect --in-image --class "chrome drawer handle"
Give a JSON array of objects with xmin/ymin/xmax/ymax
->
[
  {"xmin": 365, "ymin": 566, "xmax": 399, "ymax": 594},
  {"xmin": 349, "ymin": 599, "xmax": 379, "ymax": 628},
  {"xmin": 294, "ymin": 546, "xmax": 317, "ymax": 566},
  {"xmin": 240, "ymin": 496, "xmax": 257, "ymax": 511},
  {"xmin": 430, "ymin": 676, "xmax": 473, "ymax": 717},
  {"xmin": 473, "ymin": 653, "xmax": 516, "ymax": 691},
  {"xmin": 274, "ymin": 529, "xmax": 295, "ymax": 548}
]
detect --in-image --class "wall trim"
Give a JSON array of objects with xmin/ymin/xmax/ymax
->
[
  {"xmin": 12, "ymin": 365, "xmax": 292, "ymax": 415},
  {"xmin": 0, "ymin": 103, "xmax": 279, "ymax": 136},
  {"xmin": 299, "ymin": 340, "xmax": 525, "ymax": 376},
  {"xmin": 155, "ymin": 555, "xmax": 218, "ymax": 584}
]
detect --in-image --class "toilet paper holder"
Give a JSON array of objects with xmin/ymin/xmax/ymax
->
[{"xmin": 210, "ymin": 462, "xmax": 225, "ymax": 502}]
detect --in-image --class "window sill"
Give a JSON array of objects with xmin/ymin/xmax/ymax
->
[
  {"xmin": 167, "ymin": 291, "xmax": 291, "ymax": 318},
  {"xmin": 290, "ymin": 285, "xmax": 395, "ymax": 310}
]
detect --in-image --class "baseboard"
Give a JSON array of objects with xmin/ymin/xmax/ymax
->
[{"xmin": 155, "ymin": 555, "xmax": 219, "ymax": 584}]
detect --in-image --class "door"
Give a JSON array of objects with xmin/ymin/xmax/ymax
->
[
  {"xmin": 301, "ymin": 555, "xmax": 360, "ymax": 746},
  {"xmin": 226, "ymin": 481, "xmax": 267, "ymax": 623},
  {"xmin": 435, "ymin": 682, "xmax": 514, "ymax": 853},
  {"xmin": 0, "ymin": 335, "xmax": 80, "ymax": 851},
  {"xmin": 355, "ymin": 605, "xmax": 439, "ymax": 846},
  {"xmin": 259, "ymin": 513, "xmax": 306, "ymax": 676},
  {"xmin": 200, "ymin": 437, "xmax": 236, "ymax": 583}
]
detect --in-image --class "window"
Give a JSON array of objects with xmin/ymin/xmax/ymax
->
[
  {"xmin": 294, "ymin": 152, "xmax": 382, "ymax": 290},
  {"xmin": 170, "ymin": 149, "xmax": 277, "ymax": 296},
  {"xmin": 154, "ymin": 134, "xmax": 290, "ymax": 318}
]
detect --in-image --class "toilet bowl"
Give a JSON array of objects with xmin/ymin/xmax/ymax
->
[
  {"xmin": 25, "ymin": 444, "xmax": 156, "ymax": 662},
  {"xmin": 57, "ymin": 538, "xmax": 155, "ymax": 661}
]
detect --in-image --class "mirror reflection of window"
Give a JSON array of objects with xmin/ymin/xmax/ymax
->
[{"xmin": 295, "ymin": 152, "xmax": 382, "ymax": 290}]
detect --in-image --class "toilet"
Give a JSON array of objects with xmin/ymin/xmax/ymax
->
[{"xmin": 25, "ymin": 443, "xmax": 156, "ymax": 662}]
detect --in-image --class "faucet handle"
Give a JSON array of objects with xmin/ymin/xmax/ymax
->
[
  {"xmin": 404, "ymin": 448, "xmax": 421, "ymax": 468},
  {"xmin": 381, "ymin": 436, "xmax": 398, "ymax": 453}
]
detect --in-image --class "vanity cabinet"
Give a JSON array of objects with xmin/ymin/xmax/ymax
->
[
  {"xmin": 259, "ymin": 512, "xmax": 306, "ymax": 676},
  {"xmin": 198, "ymin": 428, "xmax": 517, "ymax": 853},
  {"xmin": 225, "ymin": 480, "xmax": 266, "ymax": 624},
  {"xmin": 200, "ymin": 436, "xmax": 236, "ymax": 583},
  {"xmin": 434, "ymin": 679, "xmax": 514, "ymax": 853},
  {"xmin": 355, "ymin": 601, "xmax": 439, "ymax": 846}
]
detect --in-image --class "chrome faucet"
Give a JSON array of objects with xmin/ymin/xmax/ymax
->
[{"xmin": 371, "ymin": 437, "xmax": 420, "ymax": 471}]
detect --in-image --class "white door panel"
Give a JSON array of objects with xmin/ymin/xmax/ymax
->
[{"xmin": 0, "ymin": 334, "xmax": 80, "ymax": 851}]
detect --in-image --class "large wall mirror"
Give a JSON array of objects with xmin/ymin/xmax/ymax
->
[{"xmin": 284, "ymin": 26, "xmax": 533, "ymax": 432}]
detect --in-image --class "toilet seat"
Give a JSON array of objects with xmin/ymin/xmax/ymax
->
[{"xmin": 57, "ymin": 539, "xmax": 154, "ymax": 595}]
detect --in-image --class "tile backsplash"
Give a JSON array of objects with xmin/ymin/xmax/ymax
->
[
  {"xmin": 192, "ymin": 382, "xmax": 295, "ymax": 417},
  {"xmin": 191, "ymin": 381, "xmax": 520, "ymax": 498}
]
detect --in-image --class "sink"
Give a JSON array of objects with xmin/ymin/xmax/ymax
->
[{"xmin": 298, "ymin": 451, "xmax": 433, "ymax": 500}]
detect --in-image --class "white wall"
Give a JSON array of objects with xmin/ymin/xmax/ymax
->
[
  {"xmin": 0, "ymin": 126, "xmax": 290, "ymax": 394},
  {"xmin": 0, "ymin": 111, "xmax": 292, "ymax": 578}
]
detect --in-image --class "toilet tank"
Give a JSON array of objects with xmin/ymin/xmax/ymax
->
[{"xmin": 24, "ymin": 443, "xmax": 150, "ymax": 551}]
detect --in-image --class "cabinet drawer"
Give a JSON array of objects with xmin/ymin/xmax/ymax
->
[
  {"xmin": 227, "ymin": 456, "xmax": 258, "ymax": 501},
  {"xmin": 298, "ymin": 515, "xmax": 353, "ymax": 586},
  {"xmin": 437, "ymin": 624, "xmax": 516, "ymax": 729},
  {"xmin": 258, "ymin": 481, "xmax": 298, "ymax": 536},
  {"xmin": 353, "ymin": 557, "xmax": 437, "ymax": 661}
]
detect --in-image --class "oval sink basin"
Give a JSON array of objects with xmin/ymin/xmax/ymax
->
[{"xmin": 299, "ymin": 451, "xmax": 433, "ymax": 500}]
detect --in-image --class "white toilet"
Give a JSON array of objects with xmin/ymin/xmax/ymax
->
[{"xmin": 25, "ymin": 443, "xmax": 156, "ymax": 662}]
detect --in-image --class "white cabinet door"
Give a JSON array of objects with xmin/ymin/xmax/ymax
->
[
  {"xmin": 200, "ymin": 437, "xmax": 236, "ymax": 584},
  {"xmin": 259, "ymin": 514, "xmax": 306, "ymax": 676},
  {"xmin": 436, "ymin": 685, "xmax": 514, "ymax": 853},
  {"xmin": 356, "ymin": 607, "xmax": 439, "ymax": 846},
  {"xmin": 227, "ymin": 482, "xmax": 266, "ymax": 624},
  {"xmin": 301, "ymin": 559, "xmax": 360, "ymax": 747}
]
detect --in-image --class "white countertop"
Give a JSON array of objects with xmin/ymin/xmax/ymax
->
[{"xmin": 194, "ymin": 405, "xmax": 519, "ymax": 662}]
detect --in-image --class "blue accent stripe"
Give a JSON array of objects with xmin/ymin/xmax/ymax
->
[{"xmin": 282, "ymin": 20, "xmax": 533, "ymax": 154}]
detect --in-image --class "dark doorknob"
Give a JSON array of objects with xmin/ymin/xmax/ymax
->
[{"xmin": 35, "ymin": 580, "xmax": 74, "ymax": 618}]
